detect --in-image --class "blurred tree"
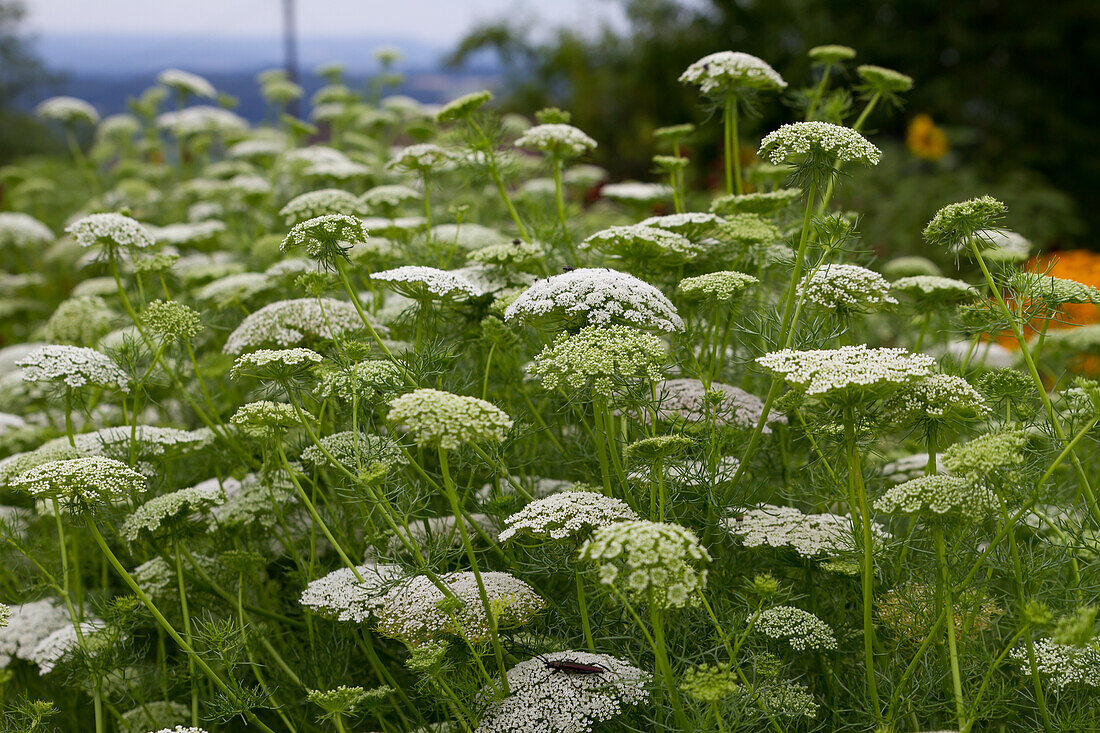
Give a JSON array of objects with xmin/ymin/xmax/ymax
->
[
  {"xmin": 0, "ymin": 1, "xmax": 59, "ymax": 162},
  {"xmin": 449, "ymin": 0, "xmax": 1100, "ymax": 244}
]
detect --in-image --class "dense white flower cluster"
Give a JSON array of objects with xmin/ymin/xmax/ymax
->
[
  {"xmin": 505, "ymin": 268, "xmax": 683, "ymax": 332},
  {"xmin": 209, "ymin": 475, "xmax": 297, "ymax": 529},
  {"xmin": 150, "ymin": 727, "xmax": 209, "ymax": 733},
  {"xmin": 281, "ymin": 214, "xmax": 367, "ymax": 267},
  {"xmin": 224, "ymin": 298, "xmax": 373, "ymax": 354},
  {"xmin": 579, "ymin": 520, "xmax": 710, "ymax": 608},
  {"xmin": 196, "ymin": 272, "xmax": 271, "ymax": 306},
  {"xmin": 388, "ymin": 389, "xmax": 512, "ymax": 450},
  {"xmin": 599, "ymin": 181, "xmax": 673, "ymax": 202},
  {"xmin": 710, "ymin": 188, "xmax": 803, "ymax": 216},
  {"xmin": 72, "ymin": 425, "xmax": 210, "ymax": 461},
  {"xmin": 313, "ymin": 360, "xmax": 403, "ymax": 403},
  {"xmin": 300, "ymin": 431, "xmax": 407, "ymax": 470},
  {"xmin": 66, "ymin": 213, "xmax": 155, "ymax": 251},
  {"xmin": 722, "ymin": 504, "xmax": 890, "ymax": 558},
  {"xmin": 151, "ymin": 220, "xmax": 226, "ymax": 247},
  {"xmin": 798, "ymin": 264, "xmax": 897, "ymax": 312},
  {"xmin": 582, "ymin": 224, "xmax": 700, "ymax": 263},
  {"xmin": 0, "ymin": 213, "xmax": 53, "ymax": 249},
  {"xmin": 875, "ymin": 474, "xmax": 998, "ymax": 522},
  {"xmin": 157, "ymin": 69, "xmax": 217, "ymax": 98},
  {"xmin": 757, "ymin": 345, "xmax": 934, "ymax": 398},
  {"xmin": 299, "ymin": 563, "xmax": 404, "ymax": 622},
  {"xmin": 886, "ymin": 373, "xmax": 988, "ymax": 421},
  {"xmin": 879, "ymin": 453, "xmax": 942, "ymax": 483},
  {"xmin": 156, "ymin": 107, "xmax": 247, "ymax": 137},
  {"xmin": 1011, "ymin": 639, "xmax": 1100, "ymax": 691},
  {"xmin": 975, "ymin": 228, "xmax": 1031, "ymax": 261},
  {"xmin": 35, "ymin": 96, "xmax": 99, "ymax": 124},
  {"xmin": 386, "ymin": 143, "xmax": 457, "ymax": 172},
  {"xmin": 891, "ymin": 275, "xmax": 973, "ymax": 300},
  {"xmin": 32, "ymin": 620, "xmax": 106, "ymax": 675},
  {"xmin": 375, "ymin": 571, "xmax": 545, "ymax": 644},
  {"xmin": 230, "ymin": 400, "xmax": 299, "ymax": 437},
  {"xmin": 227, "ymin": 137, "xmax": 287, "ymax": 160},
  {"xmin": 121, "ymin": 482, "xmax": 226, "ymax": 541},
  {"xmin": 371, "ymin": 266, "xmax": 485, "ymax": 300},
  {"xmin": 230, "ymin": 347, "xmax": 323, "ymax": 380},
  {"xmin": 677, "ymin": 271, "xmax": 759, "ymax": 302},
  {"xmin": 0, "ymin": 600, "xmax": 71, "ymax": 667},
  {"xmin": 759, "ymin": 122, "xmax": 881, "ymax": 166},
  {"xmin": 17, "ymin": 344, "xmax": 130, "ymax": 392},
  {"xmin": 514, "ymin": 123, "xmax": 597, "ymax": 157},
  {"xmin": 10, "ymin": 456, "xmax": 145, "ymax": 507},
  {"xmin": 279, "ymin": 189, "xmax": 368, "ymax": 225},
  {"xmin": 499, "ymin": 491, "xmax": 640, "ymax": 542},
  {"xmin": 679, "ymin": 51, "xmax": 787, "ymax": 94},
  {"xmin": 529, "ymin": 325, "xmax": 666, "ymax": 397},
  {"xmin": 755, "ymin": 606, "xmax": 837, "ymax": 651},
  {"xmin": 476, "ymin": 651, "xmax": 650, "ymax": 733},
  {"xmin": 651, "ymin": 378, "xmax": 785, "ymax": 431},
  {"xmin": 360, "ymin": 184, "xmax": 421, "ymax": 211},
  {"xmin": 639, "ymin": 212, "xmax": 726, "ymax": 240}
]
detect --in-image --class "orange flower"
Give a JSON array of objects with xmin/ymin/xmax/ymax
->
[
  {"xmin": 996, "ymin": 250, "xmax": 1100, "ymax": 351},
  {"xmin": 906, "ymin": 114, "xmax": 948, "ymax": 161}
]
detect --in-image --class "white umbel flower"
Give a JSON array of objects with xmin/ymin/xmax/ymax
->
[
  {"xmin": 499, "ymin": 491, "xmax": 640, "ymax": 542},
  {"xmin": 11, "ymin": 456, "xmax": 145, "ymax": 507},
  {"xmin": 515, "ymin": 123, "xmax": 597, "ymax": 158},
  {"xmin": 224, "ymin": 298, "xmax": 379, "ymax": 354},
  {"xmin": 476, "ymin": 651, "xmax": 650, "ymax": 733},
  {"xmin": 1011, "ymin": 639, "xmax": 1100, "ymax": 691},
  {"xmin": 651, "ymin": 378, "xmax": 786, "ymax": 432},
  {"xmin": 756, "ymin": 606, "xmax": 837, "ymax": 651},
  {"xmin": 35, "ymin": 96, "xmax": 99, "ymax": 124},
  {"xmin": 300, "ymin": 563, "xmax": 404, "ymax": 622},
  {"xmin": 756, "ymin": 345, "xmax": 934, "ymax": 398},
  {"xmin": 798, "ymin": 264, "xmax": 897, "ymax": 313},
  {"xmin": 121, "ymin": 482, "xmax": 226, "ymax": 541},
  {"xmin": 578, "ymin": 520, "xmax": 710, "ymax": 608},
  {"xmin": 722, "ymin": 504, "xmax": 890, "ymax": 558},
  {"xmin": 375, "ymin": 571, "xmax": 545, "ymax": 644},
  {"xmin": 31, "ymin": 620, "xmax": 105, "ymax": 674},
  {"xmin": 505, "ymin": 268, "xmax": 683, "ymax": 332},
  {"xmin": 371, "ymin": 266, "xmax": 485, "ymax": 300},
  {"xmin": 387, "ymin": 389, "xmax": 512, "ymax": 450},
  {"xmin": 157, "ymin": 69, "xmax": 217, "ymax": 98},
  {"xmin": 17, "ymin": 345, "xmax": 130, "ymax": 392},
  {"xmin": 759, "ymin": 122, "xmax": 881, "ymax": 166},
  {"xmin": 66, "ymin": 213, "xmax": 155, "ymax": 251},
  {"xmin": 0, "ymin": 213, "xmax": 54, "ymax": 249},
  {"xmin": 679, "ymin": 51, "xmax": 787, "ymax": 95},
  {"xmin": 0, "ymin": 600, "xmax": 71, "ymax": 667}
]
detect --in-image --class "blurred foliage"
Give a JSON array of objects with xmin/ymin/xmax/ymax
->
[
  {"xmin": 449, "ymin": 0, "xmax": 1099, "ymax": 253},
  {"xmin": 0, "ymin": 2, "xmax": 61, "ymax": 163}
]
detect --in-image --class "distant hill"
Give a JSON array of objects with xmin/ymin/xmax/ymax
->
[{"xmin": 25, "ymin": 33, "xmax": 501, "ymax": 119}]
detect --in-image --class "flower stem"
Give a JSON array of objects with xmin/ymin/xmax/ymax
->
[
  {"xmin": 933, "ymin": 525, "xmax": 966, "ymax": 730},
  {"xmin": 86, "ymin": 522, "xmax": 278, "ymax": 733}
]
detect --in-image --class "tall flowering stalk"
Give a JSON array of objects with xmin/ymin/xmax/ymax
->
[{"xmin": 680, "ymin": 52, "xmax": 788, "ymax": 195}]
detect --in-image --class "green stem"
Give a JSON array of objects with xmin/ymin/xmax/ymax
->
[
  {"xmin": 86, "ymin": 522, "xmax": 278, "ymax": 733},
  {"xmin": 174, "ymin": 543, "xmax": 199, "ymax": 726},
  {"xmin": 933, "ymin": 525, "xmax": 966, "ymax": 730},
  {"xmin": 845, "ymin": 409, "xmax": 880, "ymax": 717},
  {"xmin": 438, "ymin": 448, "xmax": 510, "ymax": 694},
  {"xmin": 575, "ymin": 568, "xmax": 596, "ymax": 652}
]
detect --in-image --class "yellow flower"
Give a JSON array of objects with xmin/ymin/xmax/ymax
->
[{"xmin": 906, "ymin": 114, "xmax": 949, "ymax": 161}]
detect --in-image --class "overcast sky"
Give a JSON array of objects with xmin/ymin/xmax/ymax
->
[{"xmin": 22, "ymin": 0, "xmax": 627, "ymax": 43}]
